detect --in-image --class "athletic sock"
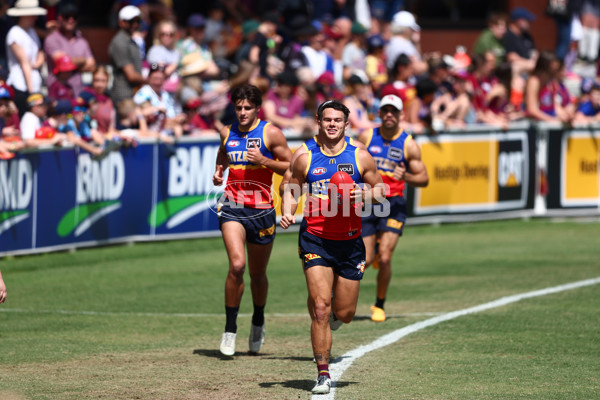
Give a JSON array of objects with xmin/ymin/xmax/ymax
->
[
  {"xmin": 225, "ymin": 305, "xmax": 239, "ymax": 333},
  {"xmin": 252, "ymin": 303, "xmax": 265, "ymax": 327},
  {"xmin": 375, "ymin": 297, "xmax": 385, "ymax": 309},
  {"xmin": 317, "ymin": 363, "xmax": 330, "ymax": 379}
]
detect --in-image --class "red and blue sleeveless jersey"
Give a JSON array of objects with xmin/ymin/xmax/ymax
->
[
  {"xmin": 304, "ymin": 142, "xmax": 363, "ymax": 240},
  {"xmin": 223, "ymin": 119, "xmax": 274, "ymax": 209},
  {"xmin": 362, "ymin": 127, "xmax": 411, "ymax": 198}
]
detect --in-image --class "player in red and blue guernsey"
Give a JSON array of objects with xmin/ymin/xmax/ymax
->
[
  {"xmin": 212, "ymin": 84, "xmax": 292, "ymax": 356},
  {"xmin": 357, "ymin": 94, "xmax": 429, "ymax": 323},
  {"xmin": 280, "ymin": 100, "xmax": 385, "ymax": 394}
]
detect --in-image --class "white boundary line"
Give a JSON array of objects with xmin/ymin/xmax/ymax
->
[{"xmin": 318, "ymin": 277, "xmax": 600, "ymax": 400}]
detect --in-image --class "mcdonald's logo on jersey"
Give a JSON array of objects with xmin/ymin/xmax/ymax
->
[{"xmin": 329, "ymin": 159, "xmax": 337, "ymax": 164}]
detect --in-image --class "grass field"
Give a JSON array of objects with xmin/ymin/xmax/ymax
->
[{"xmin": 1, "ymin": 218, "xmax": 599, "ymax": 399}]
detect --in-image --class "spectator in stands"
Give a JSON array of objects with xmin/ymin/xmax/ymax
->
[
  {"xmin": 81, "ymin": 66, "xmax": 117, "ymax": 137},
  {"xmin": 341, "ymin": 21, "xmax": 368, "ymax": 80},
  {"xmin": 433, "ymin": 70, "xmax": 474, "ymax": 128},
  {"xmin": 385, "ymin": 11, "xmax": 427, "ymax": 74},
  {"xmin": 381, "ymin": 53, "xmax": 417, "ymax": 110},
  {"xmin": 116, "ymin": 98, "xmax": 172, "ymax": 143},
  {"xmin": 108, "ymin": 5, "xmax": 146, "ymax": 105},
  {"xmin": 485, "ymin": 61, "xmax": 525, "ymax": 124},
  {"xmin": 5, "ymin": 0, "xmax": 47, "ymax": 116},
  {"xmin": 279, "ymin": 15, "xmax": 314, "ymax": 74},
  {"xmin": 177, "ymin": 13, "xmax": 221, "ymax": 81},
  {"xmin": 369, "ymin": 0, "xmax": 404, "ymax": 39},
  {"xmin": 406, "ymin": 77, "xmax": 437, "ymax": 134},
  {"xmin": 20, "ymin": 92, "xmax": 66, "ymax": 148},
  {"xmin": 467, "ymin": 51, "xmax": 501, "ymax": 124},
  {"xmin": 146, "ymin": 19, "xmax": 180, "ymax": 92},
  {"xmin": 48, "ymin": 55, "xmax": 77, "ymax": 101},
  {"xmin": 472, "ymin": 12, "xmax": 507, "ymax": 65},
  {"xmin": 133, "ymin": 63, "xmax": 185, "ymax": 139},
  {"xmin": 315, "ymin": 71, "xmax": 344, "ymax": 105},
  {"xmin": 365, "ymin": 34, "xmax": 388, "ymax": 96},
  {"xmin": 247, "ymin": 11, "xmax": 283, "ymax": 80},
  {"xmin": 302, "ymin": 22, "xmax": 335, "ymax": 83},
  {"xmin": 132, "ymin": 19, "xmax": 150, "ymax": 65},
  {"xmin": 574, "ymin": 82, "xmax": 600, "ymax": 123},
  {"xmin": 0, "ymin": 83, "xmax": 19, "ymax": 139},
  {"xmin": 44, "ymin": 3, "xmax": 96, "ymax": 98},
  {"xmin": 525, "ymin": 50, "xmax": 573, "ymax": 123},
  {"xmin": 47, "ymin": 99, "xmax": 103, "ymax": 157},
  {"xmin": 343, "ymin": 72, "xmax": 380, "ymax": 133},
  {"xmin": 503, "ymin": 6, "xmax": 538, "ymax": 108},
  {"xmin": 263, "ymin": 70, "xmax": 311, "ymax": 135}
]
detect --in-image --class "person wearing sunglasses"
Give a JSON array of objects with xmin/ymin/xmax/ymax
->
[
  {"xmin": 108, "ymin": 5, "xmax": 147, "ymax": 104},
  {"xmin": 44, "ymin": 3, "xmax": 96, "ymax": 98},
  {"xmin": 147, "ymin": 20, "xmax": 180, "ymax": 92}
]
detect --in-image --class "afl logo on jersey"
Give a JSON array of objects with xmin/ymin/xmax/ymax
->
[
  {"xmin": 369, "ymin": 145, "xmax": 382, "ymax": 154},
  {"xmin": 312, "ymin": 167, "xmax": 327, "ymax": 175},
  {"xmin": 246, "ymin": 138, "xmax": 262, "ymax": 149},
  {"xmin": 388, "ymin": 147, "xmax": 403, "ymax": 161},
  {"xmin": 338, "ymin": 163, "xmax": 355, "ymax": 175},
  {"xmin": 228, "ymin": 140, "xmax": 240, "ymax": 147}
]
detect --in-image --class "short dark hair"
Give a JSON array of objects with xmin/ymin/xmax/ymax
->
[
  {"xmin": 317, "ymin": 100, "xmax": 350, "ymax": 121},
  {"xmin": 231, "ymin": 84, "xmax": 263, "ymax": 107}
]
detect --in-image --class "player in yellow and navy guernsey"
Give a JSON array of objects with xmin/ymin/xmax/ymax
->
[
  {"xmin": 357, "ymin": 94, "xmax": 429, "ymax": 323},
  {"xmin": 280, "ymin": 100, "xmax": 385, "ymax": 395},
  {"xmin": 212, "ymin": 84, "xmax": 292, "ymax": 357}
]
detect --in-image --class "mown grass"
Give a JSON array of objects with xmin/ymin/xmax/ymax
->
[{"xmin": 0, "ymin": 218, "xmax": 599, "ymax": 399}]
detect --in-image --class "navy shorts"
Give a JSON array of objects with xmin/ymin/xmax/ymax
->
[
  {"xmin": 370, "ymin": 0, "xmax": 404, "ymax": 22},
  {"xmin": 298, "ymin": 226, "xmax": 366, "ymax": 281},
  {"xmin": 361, "ymin": 196, "xmax": 407, "ymax": 237},
  {"xmin": 218, "ymin": 204, "xmax": 276, "ymax": 245}
]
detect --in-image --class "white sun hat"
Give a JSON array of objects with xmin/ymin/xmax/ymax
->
[{"xmin": 7, "ymin": 0, "xmax": 48, "ymax": 17}]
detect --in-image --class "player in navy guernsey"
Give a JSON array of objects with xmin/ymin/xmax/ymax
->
[
  {"xmin": 212, "ymin": 84, "xmax": 292, "ymax": 357},
  {"xmin": 280, "ymin": 100, "xmax": 385, "ymax": 395},
  {"xmin": 357, "ymin": 94, "xmax": 429, "ymax": 323}
]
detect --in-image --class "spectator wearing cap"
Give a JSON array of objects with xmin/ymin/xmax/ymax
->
[
  {"xmin": 385, "ymin": 11, "xmax": 427, "ymax": 74},
  {"xmin": 263, "ymin": 70, "xmax": 313, "ymax": 135},
  {"xmin": 0, "ymin": 84, "xmax": 25, "ymax": 158},
  {"xmin": 177, "ymin": 13, "xmax": 220, "ymax": 80},
  {"xmin": 47, "ymin": 99, "xmax": 104, "ymax": 158},
  {"xmin": 5, "ymin": 0, "xmax": 47, "ymax": 117},
  {"xmin": 365, "ymin": 34, "xmax": 388, "ymax": 95},
  {"xmin": 19, "ymin": 92, "xmax": 62, "ymax": 147},
  {"xmin": 0, "ymin": 83, "xmax": 19, "ymax": 138},
  {"xmin": 108, "ymin": 5, "xmax": 147, "ymax": 105},
  {"xmin": 133, "ymin": 63, "xmax": 185, "ymax": 139},
  {"xmin": 503, "ymin": 6, "xmax": 538, "ymax": 108},
  {"xmin": 341, "ymin": 22, "xmax": 368, "ymax": 81},
  {"xmin": 472, "ymin": 12, "xmax": 507, "ymax": 65},
  {"xmin": 44, "ymin": 3, "xmax": 96, "ymax": 98},
  {"xmin": 48, "ymin": 55, "xmax": 77, "ymax": 102},
  {"xmin": 343, "ymin": 71, "xmax": 380, "ymax": 134}
]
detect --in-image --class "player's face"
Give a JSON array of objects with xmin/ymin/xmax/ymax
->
[
  {"xmin": 319, "ymin": 108, "xmax": 347, "ymax": 141},
  {"xmin": 379, "ymin": 106, "xmax": 401, "ymax": 129},
  {"xmin": 234, "ymin": 99, "xmax": 259, "ymax": 129}
]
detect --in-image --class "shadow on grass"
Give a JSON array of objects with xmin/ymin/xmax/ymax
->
[
  {"xmin": 259, "ymin": 379, "xmax": 358, "ymax": 391},
  {"xmin": 353, "ymin": 314, "xmax": 405, "ymax": 322}
]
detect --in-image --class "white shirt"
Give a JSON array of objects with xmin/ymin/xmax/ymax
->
[
  {"xmin": 385, "ymin": 35, "xmax": 420, "ymax": 70},
  {"xmin": 20, "ymin": 111, "xmax": 41, "ymax": 140},
  {"xmin": 6, "ymin": 25, "xmax": 43, "ymax": 92}
]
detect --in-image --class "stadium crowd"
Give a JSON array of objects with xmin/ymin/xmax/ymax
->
[{"xmin": 1, "ymin": 0, "xmax": 600, "ymax": 160}]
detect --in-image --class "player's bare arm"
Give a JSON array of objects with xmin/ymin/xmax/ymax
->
[
  {"xmin": 213, "ymin": 126, "xmax": 230, "ymax": 186},
  {"xmin": 280, "ymin": 152, "xmax": 308, "ymax": 229},
  {"xmin": 400, "ymin": 137, "xmax": 429, "ymax": 187},
  {"xmin": 246, "ymin": 124, "xmax": 292, "ymax": 175}
]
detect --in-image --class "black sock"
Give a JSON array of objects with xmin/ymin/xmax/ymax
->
[
  {"xmin": 252, "ymin": 303, "xmax": 265, "ymax": 327},
  {"xmin": 225, "ymin": 306, "xmax": 239, "ymax": 333},
  {"xmin": 375, "ymin": 297, "xmax": 385, "ymax": 309}
]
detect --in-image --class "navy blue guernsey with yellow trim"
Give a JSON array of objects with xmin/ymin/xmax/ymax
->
[{"xmin": 304, "ymin": 142, "xmax": 363, "ymax": 240}]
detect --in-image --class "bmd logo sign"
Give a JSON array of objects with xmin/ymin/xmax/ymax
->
[{"xmin": 0, "ymin": 159, "xmax": 32, "ymax": 234}]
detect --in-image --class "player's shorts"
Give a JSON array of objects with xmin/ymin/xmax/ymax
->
[
  {"xmin": 298, "ymin": 225, "xmax": 366, "ymax": 281},
  {"xmin": 370, "ymin": 0, "xmax": 404, "ymax": 22},
  {"xmin": 218, "ymin": 204, "xmax": 276, "ymax": 245},
  {"xmin": 361, "ymin": 196, "xmax": 407, "ymax": 237}
]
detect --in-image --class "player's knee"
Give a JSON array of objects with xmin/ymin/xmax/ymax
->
[
  {"xmin": 229, "ymin": 261, "xmax": 246, "ymax": 277},
  {"xmin": 379, "ymin": 252, "xmax": 392, "ymax": 266},
  {"xmin": 335, "ymin": 308, "xmax": 355, "ymax": 323},
  {"xmin": 312, "ymin": 298, "xmax": 331, "ymax": 323}
]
